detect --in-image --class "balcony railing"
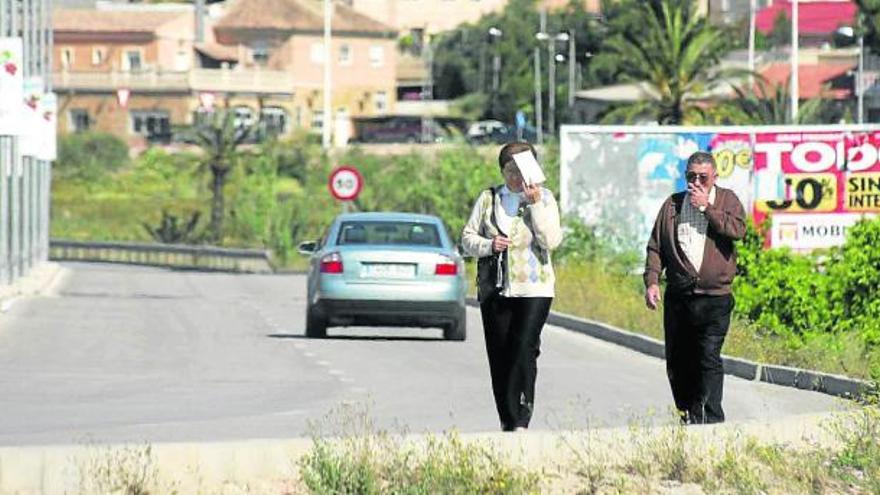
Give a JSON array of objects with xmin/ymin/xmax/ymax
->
[{"xmin": 53, "ymin": 68, "xmax": 299, "ymax": 95}]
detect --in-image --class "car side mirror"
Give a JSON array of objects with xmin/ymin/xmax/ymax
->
[{"xmin": 297, "ymin": 240, "xmax": 319, "ymax": 255}]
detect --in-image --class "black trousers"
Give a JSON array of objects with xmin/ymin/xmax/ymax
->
[
  {"xmin": 479, "ymin": 296, "xmax": 552, "ymax": 431},
  {"xmin": 663, "ymin": 291, "xmax": 734, "ymax": 424}
]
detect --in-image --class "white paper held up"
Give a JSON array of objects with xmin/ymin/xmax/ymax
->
[{"xmin": 512, "ymin": 150, "xmax": 546, "ymax": 185}]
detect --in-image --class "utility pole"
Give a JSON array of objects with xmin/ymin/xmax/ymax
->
[
  {"xmin": 859, "ymin": 33, "xmax": 865, "ymax": 123},
  {"xmin": 568, "ymin": 30, "xmax": 576, "ymax": 108},
  {"xmin": 791, "ymin": 0, "xmax": 799, "ymax": 122},
  {"xmin": 322, "ymin": 0, "xmax": 332, "ymax": 150},
  {"xmin": 421, "ymin": 39, "xmax": 434, "ymax": 143},
  {"xmin": 548, "ymin": 40, "xmax": 555, "ymax": 136},
  {"xmin": 748, "ymin": 0, "xmax": 755, "ymax": 87},
  {"xmin": 534, "ymin": 47, "xmax": 542, "ymax": 145}
]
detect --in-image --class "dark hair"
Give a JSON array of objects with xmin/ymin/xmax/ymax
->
[
  {"xmin": 686, "ymin": 151, "xmax": 716, "ymax": 171},
  {"xmin": 498, "ymin": 142, "xmax": 537, "ymax": 171}
]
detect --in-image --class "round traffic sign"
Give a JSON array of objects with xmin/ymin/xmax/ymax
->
[{"xmin": 328, "ymin": 165, "xmax": 363, "ymax": 201}]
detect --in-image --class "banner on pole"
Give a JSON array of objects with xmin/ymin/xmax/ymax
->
[{"xmin": 0, "ymin": 38, "xmax": 24, "ymax": 136}]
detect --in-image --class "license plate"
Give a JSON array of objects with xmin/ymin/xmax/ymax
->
[{"xmin": 361, "ymin": 263, "xmax": 416, "ymax": 279}]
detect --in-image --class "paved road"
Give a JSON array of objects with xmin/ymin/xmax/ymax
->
[{"xmin": 0, "ymin": 263, "xmax": 843, "ymax": 446}]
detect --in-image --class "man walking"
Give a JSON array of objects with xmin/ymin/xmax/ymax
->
[{"xmin": 644, "ymin": 151, "xmax": 746, "ymax": 424}]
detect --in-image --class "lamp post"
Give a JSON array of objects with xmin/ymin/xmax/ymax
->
[
  {"xmin": 488, "ymin": 26, "xmax": 502, "ymax": 117},
  {"xmin": 322, "ymin": 0, "xmax": 332, "ymax": 150},
  {"xmin": 836, "ymin": 26, "xmax": 865, "ymax": 124},
  {"xmin": 536, "ymin": 31, "xmax": 569, "ymax": 137}
]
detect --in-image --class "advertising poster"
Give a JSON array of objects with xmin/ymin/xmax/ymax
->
[
  {"xmin": 38, "ymin": 92, "xmax": 57, "ymax": 161},
  {"xmin": 0, "ymin": 38, "xmax": 24, "ymax": 136},
  {"xmin": 20, "ymin": 76, "xmax": 43, "ymax": 157},
  {"xmin": 560, "ymin": 126, "xmax": 880, "ymax": 251}
]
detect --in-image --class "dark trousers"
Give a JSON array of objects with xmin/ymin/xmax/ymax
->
[
  {"xmin": 480, "ymin": 296, "xmax": 552, "ymax": 430},
  {"xmin": 663, "ymin": 291, "xmax": 734, "ymax": 424}
]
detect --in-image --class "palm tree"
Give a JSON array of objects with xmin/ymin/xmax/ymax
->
[
  {"xmin": 191, "ymin": 108, "xmax": 256, "ymax": 243},
  {"xmin": 600, "ymin": 0, "xmax": 732, "ymax": 124},
  {"xmin": 711, "ymin": 76, "xmax": 837, "ymax": 125}
]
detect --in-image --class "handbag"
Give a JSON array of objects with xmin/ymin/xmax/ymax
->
[{"xmin": 476, "ymin": 186, "xmax": 506, "ymax": 302}]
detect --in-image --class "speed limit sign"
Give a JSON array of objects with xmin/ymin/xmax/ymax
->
[{"xmin": 328, "ymin": 166, "xmax": 363, "ymax": 201}]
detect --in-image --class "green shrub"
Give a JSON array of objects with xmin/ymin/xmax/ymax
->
[
  {"xmin": 826, "ymin": 218, "xmax": 880, "ymax": 346},
  {"xmin": 57, "ymin": 131, "xmax": 130, "ymax": 181}
]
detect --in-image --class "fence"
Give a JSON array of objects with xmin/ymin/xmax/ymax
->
[
  {"xmin": 0, "ymin": 0, "xmax": 52, "ymax": 287},
  {"xmin": 49, "ymin": 239, "xmax": 275, "ymax": 274}
]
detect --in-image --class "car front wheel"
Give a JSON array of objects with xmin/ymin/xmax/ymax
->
[{"xmin": 306, "ymin": 305, "xmax": 327, "ymax": 338}]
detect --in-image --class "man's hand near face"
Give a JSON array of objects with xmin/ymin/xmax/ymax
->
[{"xmin": 688, "ymin": 182, "xmax": 710, "ymax": 209}]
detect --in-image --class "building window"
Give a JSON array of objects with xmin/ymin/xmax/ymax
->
[
  {"xmin": 68, "ymin": 109, "xmax": 90, "ymax": 132},
  {"xmin": 91, "ymin": 47, "xmax": 105, "ymax": 66},
  {"xmin": 339, "ymin": 44, "xmax": 352, "ymax": 65},
  {"xmin": 130, "ymin": 110, "xmax": 171, "ymax": 141},
  {"xmin": 261, "ymin": 107, "xmax": 289, "ymax": 135},
  {"xmin": 374, "ymin": 91, "xmax": 387, "ymax": 112},
  {"xmin": 311, "ymin": 42, "xmax": 324, "ymax": 65},
  {"xmin": 61, "ymin": 47, "xmax": 74, "ymax": 69},
  {"xmin": 122, "ymin": 49, "xmax": 143, "ymax": 72},
  {"xmin": 233, "ymin": 106, "xmax": 255, "ymax": 128},
  {"xmin": 311, "ymin": 111, "xmax": 324, "ymax": 131},
  {"xmin": 369, "ymin": 46, "xmax": 384, "ymax": 67},
  {"xmin": 251, "ymin": 40, "xmax": 269, "ymax": 65}
]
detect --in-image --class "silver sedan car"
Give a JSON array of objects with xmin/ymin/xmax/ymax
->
[{"xmin": 297, "ymin": 212, "xmax": 467, "ymax": 340}]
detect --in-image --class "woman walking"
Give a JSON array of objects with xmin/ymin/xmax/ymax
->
[{"xmin": 461, "ymin": 142, "xmax": 563, "ymax": 431}]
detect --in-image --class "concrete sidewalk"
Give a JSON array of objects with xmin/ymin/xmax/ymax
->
[
  {"xmin": 0, "ymin": 263, "xmax": 67, "ymax": 314},
  {"xmin": 0, "ymin": 412, "xmax": 841, "ymax": 494}
]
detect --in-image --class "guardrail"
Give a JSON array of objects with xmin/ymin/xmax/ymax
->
[{"xmin": 49, "ymin": 239, "xmax": 274, "ymax": 274}]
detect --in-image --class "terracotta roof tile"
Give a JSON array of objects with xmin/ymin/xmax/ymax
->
[
  {"xmin": 756, "ymin": 1, "xmax": 856, "ymax": 36},
  {"xmin": 53, "ymin": 9, "xmax": 187, "ymax": 33},
  {"xmin": 759, "ymin": 62, "xmax": 855, "ymax": 99},
  {"xmin": 214, "ymin": 0, "xmax": 394, "ymax": 35}
]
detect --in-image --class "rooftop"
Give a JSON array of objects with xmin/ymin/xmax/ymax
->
[
  {"xmin": 53, "ymin": 8, "xmax": 188, "ymax": 34},
  {"xmin": 214, "ymin": 0, "xmax": 395, "ymax": 36}
]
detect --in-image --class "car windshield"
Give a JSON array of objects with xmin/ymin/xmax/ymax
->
[{"xmin": 336, "ymin": 221, "xmax": 442, "ymax": 247}]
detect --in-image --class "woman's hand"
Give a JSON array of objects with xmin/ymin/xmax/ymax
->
[
  {"xmin": 522, "ymin": 183, "xmax": 542, "ymax": 204},
  {"xmin": 492, "ymin": 235, "xmax": 511, "ymax": 253}
]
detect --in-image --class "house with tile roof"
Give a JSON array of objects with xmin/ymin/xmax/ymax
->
[
  {"xmin": 52, "ymin": 3, "xmax": 299, "ymax": 148},
  {"xmin": 211, "ymin": 0, "xmax": 399, "ymax": 142}
]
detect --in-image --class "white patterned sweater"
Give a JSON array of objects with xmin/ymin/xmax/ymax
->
[{"xmin": 461, "ymin": 185, "xmax": 564, "ymax": 298}]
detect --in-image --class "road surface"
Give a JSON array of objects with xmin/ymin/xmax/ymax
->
[{"xmin": 0, "ymin": 263, "xmax": 843, "ymax": 446}]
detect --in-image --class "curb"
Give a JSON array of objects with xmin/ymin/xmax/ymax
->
[
  {"xmin": 466, "ymin": 297, "xmax": 873, "ymax": 399},
  {"xmin": 0, "ymin": 262, "xmax": 66, "ymax": 314}
]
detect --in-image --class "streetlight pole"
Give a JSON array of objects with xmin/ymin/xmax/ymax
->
[
  {"xmin": 322, "ymin": 0, "xmax": 332, "ymax": 150},
  {"xmin": 548, "ymin": 39, "xmax": 555, "ymax": 136},
  {"xmin": 791, "ymin": 0, "xmax": 799, "ymax": 122},
  {"xmin": 534, "ymin": 47, "xmax": 543, "ymax": 145},
  {"xmin": 568, "ymin": 30, "xmax": 575, "ymax": 108},
  {"xmin": 859, "ymin": 33, "xmax": 865, "ymax": 123},
  {"xmin": 488, "ymin": 27, "xmax": 502, "ymax": 118}
]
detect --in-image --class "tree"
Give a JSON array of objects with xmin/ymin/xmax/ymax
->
[
  {"xmin": 707, "ymin": 77, "xmax": 843, "ymax": 125},
  {"xmin": 597, "ymin": 0, "xmax": 733, "ymax": 124},
  {"xmin": 856, "ymin": 0, "xmax": 880, "ymax": 55},
  {"xmin": 431, "ymin": 0, "xmax": 604, "ymax": 124},
  {"xmin": 190, "ymin": 108, "xmax": 255, "ymax": 243}
]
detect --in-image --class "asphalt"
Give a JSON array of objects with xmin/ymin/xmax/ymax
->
[{"xmin": 0, "ymin": 262, "xmax": 845, "ymax": 447}]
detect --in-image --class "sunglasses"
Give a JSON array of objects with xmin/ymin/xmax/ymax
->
[{"xmin": 686, "ymin": 172, "xmax": 712, "ymax": 183}]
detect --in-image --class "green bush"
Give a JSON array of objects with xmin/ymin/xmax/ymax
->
[
  {"xmin": 56, "ymin": 131, "xmax": 130, "ymax": 181},
  {"xmin": 826, "ymin": 218, "xmax": 880, "ymax": 346}
]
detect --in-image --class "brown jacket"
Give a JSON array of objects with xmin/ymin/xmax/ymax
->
[{"xmin": 644, "ymin": 186, "xmax": 746, "ymax": 295}]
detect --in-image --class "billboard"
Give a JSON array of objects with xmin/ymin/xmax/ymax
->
[
  {"xmin": 0, "ymin": 38, "xmax": 23, "ymax": 136},
  {"xmin": 560, "ymin": 125, "xmax": 880, "ymax": 251}
]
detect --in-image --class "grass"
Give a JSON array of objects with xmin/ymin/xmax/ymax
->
[
  {"xmin": 548, "ymin": 258, "xmax": 880, "ymax": 381},
  {"xmin": 67, "ymin": 401, "xmax": 879, "ymax": 493}
]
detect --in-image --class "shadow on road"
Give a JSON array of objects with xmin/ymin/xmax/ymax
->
[{"xmin": 266, "ymin": 333, "xmax": 446, "ymax": 342}]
